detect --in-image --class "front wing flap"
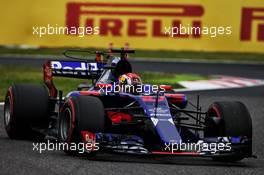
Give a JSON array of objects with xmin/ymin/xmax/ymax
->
[{"xmin": 81, "ymin": 132, "xmax": 252, "ymax": 157}]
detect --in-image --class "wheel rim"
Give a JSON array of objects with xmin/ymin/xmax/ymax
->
[
  {"xmin": 4, "ymin": 96, "xmax": 11, "ymax": 127},
  {"xmin": 60, "ymin": 108, "xmax": 72, "ymax": 141}
]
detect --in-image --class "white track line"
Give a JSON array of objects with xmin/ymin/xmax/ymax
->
[{"xmin": 176, "ymin": 76, "xmax": 264, "ymax": 92}]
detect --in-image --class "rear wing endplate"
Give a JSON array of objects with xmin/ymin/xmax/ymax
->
[{"xmin": 43, "ymin": 60, "xmax": 106, "ymax": 97}]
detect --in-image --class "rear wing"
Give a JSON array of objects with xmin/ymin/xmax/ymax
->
[
  {"xmin": 49, "ymin": 60, "xmax": 105, "ymax": 78},
  {"xmin": 43, "ymin": 60, "xmax": 106, "ymax": 97},
  {"xmin": 43, "ymin": 48, "xmax": 135, "ymax": 97}
]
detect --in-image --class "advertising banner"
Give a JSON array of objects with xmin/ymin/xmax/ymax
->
[{"xmin": 0, "ymin": 0, "xmax": 263, "ymax": 52}]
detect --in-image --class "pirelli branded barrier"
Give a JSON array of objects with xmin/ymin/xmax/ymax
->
[{"xmin": 0, "ymin": 0, "xmax": 263, "ymax": 53}]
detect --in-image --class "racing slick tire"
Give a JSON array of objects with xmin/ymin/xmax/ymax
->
[
  {"xmin": 4, "ymin": 84, "xmax": 49, "ymax": 140},
  {"xmin": 59, "ymin": 96, "xmax": 105, "ymax": 155},
  {"xmin": 204, "ymin": 101, "xmax": 252, "ymax": 162}
]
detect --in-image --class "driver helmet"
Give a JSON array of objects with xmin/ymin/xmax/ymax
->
[{"xmin": 118, "ymin": 73, "xmax": 142, "ymax": 94}]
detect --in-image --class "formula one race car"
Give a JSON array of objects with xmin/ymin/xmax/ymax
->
[{"xmin": 3, "ymin": 48, "xmax": 253, "ymax": 161}]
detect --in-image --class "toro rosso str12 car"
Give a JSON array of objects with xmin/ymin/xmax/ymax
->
[{"xmin": 3, "ymin": 49, "xmax": 254, "ymax": 161}]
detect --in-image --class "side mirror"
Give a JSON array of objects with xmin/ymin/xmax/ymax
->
[
  {"xmin": 159, "ymin": 85, "xmax": 173, "ymax": 91},
  {"xmin": 96, "ymin": 83, "xmax": 112, "ymax": 89}
]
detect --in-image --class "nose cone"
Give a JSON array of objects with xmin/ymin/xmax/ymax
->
[{"xmin": 151, "ymin": 117, "xmax": 182, "ymax": 145}]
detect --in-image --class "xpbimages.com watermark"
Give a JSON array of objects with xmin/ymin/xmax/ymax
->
[
  {"xmin": 164, "ymin": 24, "xmax": 232, "ymax": 38},
  {"xmin": 97, "ymin": 82, "xmax": 166, "ymax": 95},
  {"xmin": 164, "ymin": 141, "xmax": 231, "ymax": 154},
  {"xmin": 32, "ymin": 24, "xmax": 99, "ymax": 37},
  {"xmin": 32, "ymin": 140, "xmax": 99, "ymax": 154}
]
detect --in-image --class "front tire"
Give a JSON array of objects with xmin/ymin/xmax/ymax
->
[
  {"xmin": 204, "ymin": 101, "xmax": 252, "ymax": 162},
  {"xmin": 59, "ymin": 96, "xmax": 105, "ymax": 155}
]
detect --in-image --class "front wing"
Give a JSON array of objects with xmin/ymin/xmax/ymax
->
[{"xmin": 80, "ymin": 132, "xmax": 252, "ymax": 158}]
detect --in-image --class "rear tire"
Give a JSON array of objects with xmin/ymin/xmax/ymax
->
[
  {"xmin": 205, "ymin": 101, "xmax": 252, "ymax": 162},
  {"xmin": 4, "ymin": 84, "xmax": 49, "ymax": 140},
  {"xmin": 59, "ymin": 96, "xmax": 105, "ymax": 155}
]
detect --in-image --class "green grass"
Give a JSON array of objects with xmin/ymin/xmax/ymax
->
[
  {"xmin": 139, "ymin": 72, "xmax": 206, "ymax": 87},
  {"xmin": 0, "ymin": 65, "xmax": 207, "ymax": 100},
  {"xmin": 0, "ymin": 47, "xmax": 264, "ymax": 62},
  {"xmin": 0, "ymin": 65, "xmax": 88, "ymax": 101}
]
